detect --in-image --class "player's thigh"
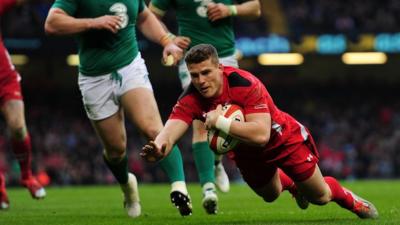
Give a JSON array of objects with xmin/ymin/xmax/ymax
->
[
  {"xmin": 1, "ymin": 99, "xmax": 27, "ymax": 138},
  {"xmin": 234, "ymin": 154, "xmax": 280, "ymax": 201},
  {"xmin": 0, "ymin": 72, "xmax": 25, "ymax": 130},
  {"xmin": 117, "ymin": 53, "xmax": 163, "ymax": 139},
  {"xmin": 278, "ymin": 140, "xmax": 330, "ymax": 204},
  {"xmin": 252, "ymin": 169, "xmax": 282, "ymax": 202},
  {"xmin": 91, "ymin": 108, "xmax": 127, "ymax": 155},
  {"xmin": 192, "ymin": 119, "xmax": 208, "ymax": 143},
  {"xmin": 121, "ymin": 88, "xmax": 163, "ymax": 139},
  {"xmin": 295, "ymin": 165, "xmax": 331, "ymax": 205}
]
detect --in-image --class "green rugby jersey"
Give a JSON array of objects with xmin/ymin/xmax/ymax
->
[
  {"xmin": 52, "ymin": 0, "xmax": 145, "ymax": 76},
  {"xmin": 151, "ymin": 0, "xmax": 236, "ymax": 57}
]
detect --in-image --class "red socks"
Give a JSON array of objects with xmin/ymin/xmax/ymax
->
[
  {"xmin": 324, "ymin": 176, "xmax": 354, "ymax": 209},
  {"xmin": 11, "ymin": 134, "xmax": 32, "ymax": 180}
]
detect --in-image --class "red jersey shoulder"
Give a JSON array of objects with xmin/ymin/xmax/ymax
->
[{"xmin": 223, "ymin": 66, "xmax": 270, "ymax": 114}]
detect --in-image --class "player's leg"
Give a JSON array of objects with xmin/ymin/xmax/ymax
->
[
  {"xmin": 0, "ymin": 173, "xmax": 9, "ymax": 210},
  {"xmin": 121, "ymin": 86, "xmax": 191, "ymax": 216},
  {"xmin": 191, "ymin": 120, "xmax": 219, "ymax": 214},
  {"xmin": 296, "ymin": 165, "xmax": 378, "ymax": 219},
  {"xmin": 284, "ymin": 138, "xmax": 378, "ymax": 219},
  {"xmin": 0, "ymin": 74, "xmax": 45, "ymax": 199},
  {"xmin": 91, "ymin": 109, "xmax": 141, "ymax": 218},
  {"xmin": 234, "ymin": 153, "xmax": 284, "ymax": 203},
  {"xmin": 79, "ymin": 72, "xmax": 140, "ymax": 218}
]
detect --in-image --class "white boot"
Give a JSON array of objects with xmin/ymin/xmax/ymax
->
[
  {"xmin": 202, "ymin": 182, "xmax": 218, "ymax": 214},
  {"xmin": 215, "ymin": 162, "xmax": 230, "ymax": 193},
  {"xmin": 120, "ymin": 173, "xmax": 141, "ymax": 218}
]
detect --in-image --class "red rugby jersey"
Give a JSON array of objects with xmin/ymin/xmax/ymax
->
[{"xmin": 170, "ymin": 66, "xmax": 310, "ymax": 156}]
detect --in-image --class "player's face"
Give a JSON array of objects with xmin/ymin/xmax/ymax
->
[{"xmin": 188, "ymin": 58, "xmax": 223, "ymax": 98}]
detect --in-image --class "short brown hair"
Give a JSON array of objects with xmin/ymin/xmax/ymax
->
[{"xmin": 184, "ymin": 44, "xmax": 219, "ymax": 66}]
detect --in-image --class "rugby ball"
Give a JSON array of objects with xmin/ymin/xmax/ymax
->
[{"xmin": 207, "ymin": 104, "xmax": 244, "ymax": 154}]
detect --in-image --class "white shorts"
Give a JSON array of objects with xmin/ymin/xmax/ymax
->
[
  {"xmin": 78, "ymin": 53, "xmax": 152, "ymax": 120},
  {"xmin": 178, "ymin": 53, "xmax": 239, "ymax": 89}
]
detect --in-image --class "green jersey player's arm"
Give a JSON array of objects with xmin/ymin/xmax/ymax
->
[
  {"xmin": 235, "ymin": 0, "xmax": 261, "ymax": 19},
  {"xmin": 208, "ymin": 0, "xmax": 261, "ymax": 22},
  {"xmin": 136, "ymin": 7, "xmax": 171, "ymax": 44},
  {"xmin": 45, "ymin": 8, "xmax": 122, "ymax": 35},
  {"xmin": 137, "ymin": 7, "xmax": 183, "ymax": 64},
  {"xmin": 148, "ymin": 2, "xmax": 191, "ymax": 50}
]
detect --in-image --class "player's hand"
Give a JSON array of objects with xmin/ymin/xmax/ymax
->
[
  {"xmin": 205, "ymin": 104, "xmax": 224, "ymax": 130},
  {"xmin": 140, "ymin": 141, "xmax": 166, "ymax": 162},
  {"xmin": 173, "ymin": 36, "xmax": 191, "ymax": 50},
  {"xmin": 163, "ymin": 43, "xmax": 183, "ymax": 66},
  {"xmin": 90, "ymin": 15, "xmax": 123, "ymax": 33},
  {"xmin": 207, "ymin": 3, "xmax": 231, "ymax": 22}
]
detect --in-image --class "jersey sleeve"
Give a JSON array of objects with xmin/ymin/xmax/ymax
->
[
  {"xmin": 243, "ymin": 81, "xmax": 270, "ymax": 115},
  {"xmin": 52, "ymin": 0, "xmax": 77, "ymax": 16},
  {"xmin": 149, "ymin": 0, "xmax": 172, "ymax": 16},
  {"xmin": 0, "ymin": 0, "xmax": 16, "ymax": 15}
]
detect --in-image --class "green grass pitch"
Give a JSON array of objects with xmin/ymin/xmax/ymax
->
[{"xmin": 1, "ymin": 180, "xmax": 399, "ymax": 225}]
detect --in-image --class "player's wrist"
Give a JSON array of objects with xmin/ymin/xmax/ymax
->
[
  {"xmin": 227, "ymin": 5, "xmax": 237, "ymax": 16},
  {"xmin": 168, "ymin": 32, "xmax": 176, "ymax": 40},
  {"xmin": 86, "ymin": 18, "xmax": 95, "ymax": 30},
  {"xmin": 215, "ymin": 115, "xmax": 232, "ymax": 134},
  {"xmin": 160, "ymin": 32, "xmax": 175, "ymax": 47}
]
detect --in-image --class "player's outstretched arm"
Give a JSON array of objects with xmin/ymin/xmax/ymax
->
[
  {"xmin": 207, "ymin": 0, "xmax": 261, "ymax": 22},
  {"xmin": 45, "ymin": 8, "xmax": 122, "ymax": 35},
  {"xmin": 206, "ymin": 105, "xmax": 271, "ymax": 146},
  {"xmin": 141, "ymin": 119, "xmax": 189, "ymax": 162}
]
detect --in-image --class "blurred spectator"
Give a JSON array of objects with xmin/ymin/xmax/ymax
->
[{"xmin": 282, "ymin": 0, "xmax": 400, "ymax": 38}]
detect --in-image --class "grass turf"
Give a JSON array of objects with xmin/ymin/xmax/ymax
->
[{"xmin": 1, "ymin": 180, "xmax": 399, "ymax": 225}]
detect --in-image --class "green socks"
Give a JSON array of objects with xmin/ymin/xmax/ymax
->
[
  {"xmin": 192, "ymin": 142, "xmax": 215, "ymax": 186},
  {"xmin": 159, "ymin": 145, "xmax": 185, "ymax": 182},
  {"xmin": 103, "ymin": 153, "xmax": 128, "ymax": 184}
]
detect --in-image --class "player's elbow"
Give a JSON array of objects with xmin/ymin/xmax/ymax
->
[
  {"xmin": 44, "ymin": 15, "xmax": 60, "ymax": 35},
  {"xmin": 252, "ymin": 8, "xmax": 261, "ymax": 18},
  {"xmin": 253, "ymin": 132, "xmax": 270, "ymax": 147},
  {"xmin": 44, "ymin": 21, "xmax": 57, "ymax": 35},
  {"xmin": 44, "ymin": 9, "xmax": 65, "ymax": 35}
]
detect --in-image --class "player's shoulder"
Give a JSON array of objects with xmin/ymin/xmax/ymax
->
[{"xmin": 223, "ymin": 66, "xmax": 256, "ymax": 88}]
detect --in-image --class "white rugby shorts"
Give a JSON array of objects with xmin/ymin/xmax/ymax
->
[{"xmin": 78, "ymin": 53, "xmax": 152, "ymax": 120}]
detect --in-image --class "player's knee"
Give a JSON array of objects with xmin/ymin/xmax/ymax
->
[
  {"xmin": 9, "ymin": 124, "xmax": 27, "ymax": 140},
  {"xmin": 261, "ymin": 192, "xmax": 280, "ymax": 203},
  {"xmin": 103, "ymin": 140, "xmax": 126, "ymax": 157},
  {"xmin": 256, "ymin": 188, "xmax": 280, "ymax": 203},
  {"xmin": 104, "ymin": 148, "xmax": 126, "ymax": 162},
  {"xmin": 307, "ymin": 192, "xmax": 330, "ymax": 205}
]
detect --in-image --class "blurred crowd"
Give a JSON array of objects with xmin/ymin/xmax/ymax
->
[
  {"xmin": 0, "ymin": 86, "xmax": 399, "ymax": 186},
  {"xmin": 282, "ymin": 0, "xmax": 400, "ymax": 38}
]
